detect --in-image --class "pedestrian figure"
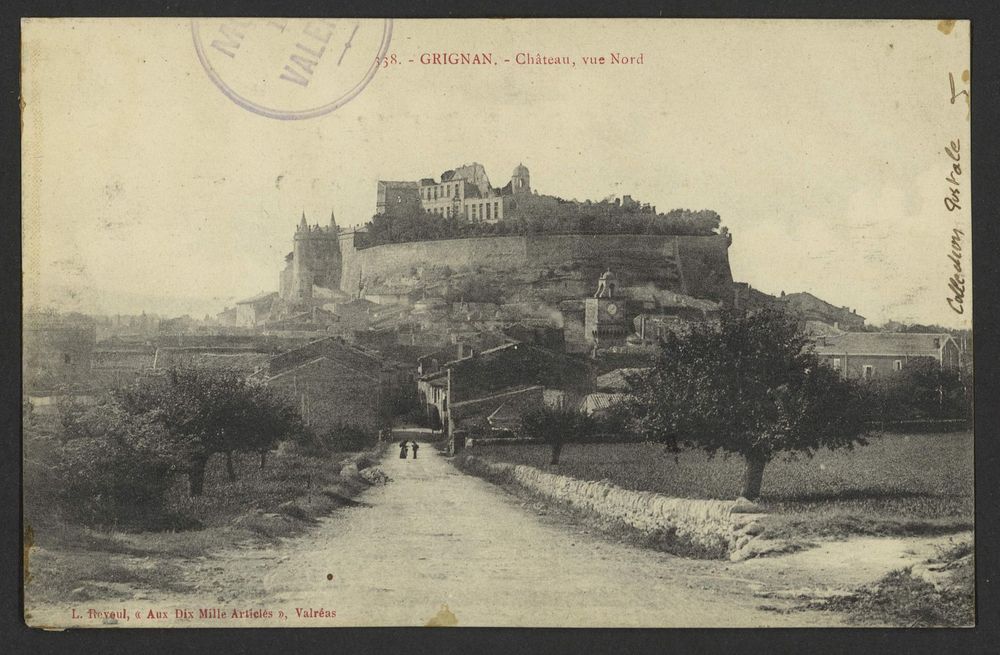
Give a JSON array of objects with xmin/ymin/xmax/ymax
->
[
  {"xmin": 399, "ymin": 440, "xmax": 409, "ymax": 459},
  {"xmin": 411, "ymin": 441, "xmax": 420, "ymax": 459}
]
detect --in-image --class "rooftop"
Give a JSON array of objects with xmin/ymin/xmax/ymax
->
[
  {"xmin": 236, "ymin": 291, "xmax": 279, "ymax": 305},
  {"xmin": 812, "ymin": 332, "xmax": 955, "ymax": 356},
  {"xmin": 595, "ymin": 367, "xmax": 650, "ymax": 392}
]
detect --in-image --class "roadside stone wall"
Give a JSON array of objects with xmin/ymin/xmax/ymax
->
[{"xmin": 463, "ymin": 456, "xmax": 766, "ymax": 559}]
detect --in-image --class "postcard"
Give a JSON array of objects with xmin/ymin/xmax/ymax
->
[{"xmin": 22, "ymin": 18, "xmax": 972, "ymax": 628}]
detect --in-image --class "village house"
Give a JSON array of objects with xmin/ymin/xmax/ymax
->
[
  {"xmin": 234, "ymin": 292, "xmax": 279, "ymax": 328},
  {"xmin": 812, "ymin": 332, "xmax": 961, "ymax": 380},
  {"xmin": 417, "ymin": 341, "xmax": 594, "ymax": 451},
  {"xmin": 779, "ymin": 291, "xmax": 866, "ymax": 331},
  {"xmin": 261, "ymin": 337, "xmax": 413, "ymax": 436},
  {"xmin": 501, "ymin": 321, "xmax": 566, "ymax": 352}
]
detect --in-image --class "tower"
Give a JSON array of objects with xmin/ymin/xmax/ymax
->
[
  {"xmin": 289, "ymin": 210, "xmax": 342, "ymax": 304},
  {"xmin": 291, "ymin": 212, "xmax": 313, "ymax": 302},
  {"xmin": 511, "ymin": 163, "xmax": 530, "ymax": 195},
  {"xmin": 585, "ymin": 269, "xmax": 628, "ymax": 350}
]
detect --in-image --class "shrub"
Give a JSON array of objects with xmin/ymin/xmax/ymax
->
[
  {"xmin": 867, "ymin": 358, "xmax": 971, "ymax": 422},
  {"xmin": 822, "ymin": 567, "xmax": 974, "ymax": 626},
  {"xmin": 55, "ymin": 404, "xmax": 196, "ymax": 527},
  {"xmin": 321, "ymin": 422, "xmax": 376, "ymax": 452},
  {"xmin": 277, "ymin": 501, "xmax": 310, "ymax": 521}
]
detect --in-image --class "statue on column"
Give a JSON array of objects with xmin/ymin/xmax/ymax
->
[{"xmin": 594, "ymin": 269, "xmax": 617, "ymax": 298}]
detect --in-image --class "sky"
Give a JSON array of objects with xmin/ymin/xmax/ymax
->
[{"xmin": 22, "ymin": 18, "xmax": 971, "ymax": 328}]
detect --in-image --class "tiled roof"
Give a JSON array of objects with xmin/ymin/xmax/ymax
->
[
  {"xmin": 267, "ymin": 337, "xmax": 395, "ymax": 377},
  {"xmin": 236, "ymin": 291, "xmax": 278, "ymax": 305},
  {"xmin": 781, "ymin": 292, "xmax": 866, "ymax": 322},
  {"xmin": 581, "ymin": 393, "xmax": 629, "ymax": 413},
  {"xmin": 595, "ymin": 368, "xmax": 650, "ymax": 392},
  {"xmin": 452, "ymin": 384, "xmax": 543, "ymax": 410},
  {"xmin": 812, "ymin": 332, "xmax": 953, "ymax": 356}
]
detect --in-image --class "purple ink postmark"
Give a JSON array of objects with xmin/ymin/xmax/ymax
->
[{"xmin": 191, "ymin": 18, "xmax": 393, "ymax": 120}]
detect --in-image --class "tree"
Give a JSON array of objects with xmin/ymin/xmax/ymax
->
[
  {"xmin": 359, "ymin": 199, "xmax": 722, "ymax": 248},
  {"xmin": 238, "ymin": 381, "xmax": 307, "ymax": 470},
  {"xmin": 520, "ymin": 406, "xmax": 594, "ymax": 465},
  {"xmin": 628, "ymin": 307, "xmax": 870, "ymax": 500},
  {"xmin": 113, "ymin": 369, "xmax": 305, "ymax": 495},
  {"xmin": 56, "ymin": 401, "xmax": 197, "ymax": 526}
]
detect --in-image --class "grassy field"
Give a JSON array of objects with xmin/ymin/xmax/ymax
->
[{"xmin": 468, "ymin": 431, "xmax": 974, "ymax": 539}]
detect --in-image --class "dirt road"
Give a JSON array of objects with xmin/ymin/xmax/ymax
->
[{"xmin": 30, "ymin": 434, "xmax": 849, "ymax": 628}]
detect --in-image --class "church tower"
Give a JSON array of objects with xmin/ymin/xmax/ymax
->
[{"xmin": 511, "ymin": 163, "xmax": 530, "ymax": 195}]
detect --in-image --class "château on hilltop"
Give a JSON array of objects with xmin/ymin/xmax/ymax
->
[
  {"xmin": 268, "ymin": 161, "xmax": 736, "ymax": 355},
  {"xmin": 377, "ymin": 162, "xmax": 533, "ymax": 222}
]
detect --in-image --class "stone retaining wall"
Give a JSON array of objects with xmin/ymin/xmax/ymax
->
[
  {"xmin": 462, "ymin": 456, "xmax": 767, "ymax": 559},
  {"xmin": 341, "ymin": 233, "xmax": 733, "ymax": 303}
]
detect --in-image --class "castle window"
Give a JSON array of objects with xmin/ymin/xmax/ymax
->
[
  {"xmin": 832, "ymin": 357, "xmax": 841, "ymax": 370},
  {"xmin": 894, "ymin": 360, "xmax": 903, "ymax": 371},
  {"xmin": 486, "ymin": 203, "xmax": 492, "ymax": 220},
  {"xmin": 433, "ymin": 187, "xmax": 438, "ymax": 200},
  {"xmin": 494, "ymin": 201, "xmax": 500, "ymax": 218}
]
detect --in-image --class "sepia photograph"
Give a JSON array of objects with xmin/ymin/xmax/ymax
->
[{"xmin": 20, "ymin": 17, "xmax": 973, "ymax": 629}]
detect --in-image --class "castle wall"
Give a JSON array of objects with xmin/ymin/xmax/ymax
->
[{"xmin": 340, "ymin": 233, "xmax": 733, "ymax": 302}]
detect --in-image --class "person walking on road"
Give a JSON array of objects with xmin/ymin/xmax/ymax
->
[
  {"xmin": 411, "ymin": 441, "xmax": 420, "ymax": 459},
  {"xmin": 398, "ymin": 440, "xmax": 409, "ymax": 459}
]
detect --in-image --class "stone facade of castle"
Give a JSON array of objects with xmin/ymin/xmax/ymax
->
[
  {"xmin": 279, "ymin": 211, "xmax": 343, "ymax": 304},
  {"xmin": 277, "ymin": 163, "xmax": 736, "ymax": 328},
  {"xmin": 376, "ymin": 162, "xmax": 531, "ymax": 222}
]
